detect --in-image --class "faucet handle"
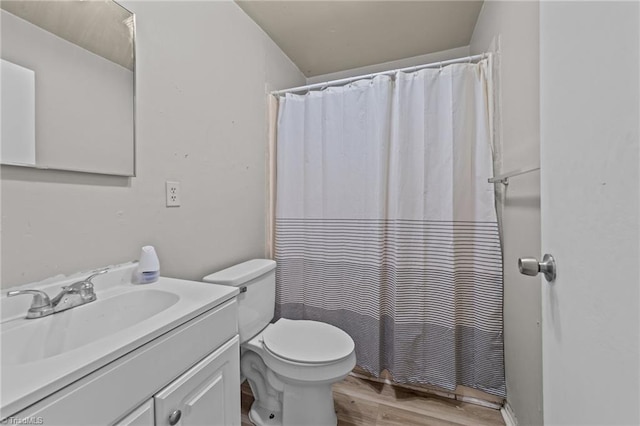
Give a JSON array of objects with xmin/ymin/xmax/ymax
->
[
  {"xmin": 7, "ymin": 289, "xmax": 54, "ymax": 319},
  {"xmin": 84, "ymin": 268, "xmax": 109, "ymax": 286},
  {"xmin": 66, "ymin": 269, "xmax": 108, "ymax": 293},
  {"xmin": 7, "ymin": 289, "xmax": 51, "ymax": 307},
  {"xmin": 70, "ymin": 268, "xmax": 108, "ymax": 300}
]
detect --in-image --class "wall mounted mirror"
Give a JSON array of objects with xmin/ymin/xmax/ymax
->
[{"xmin": 0, "ymin": 0, "xmax": 135, "ymax": 176}]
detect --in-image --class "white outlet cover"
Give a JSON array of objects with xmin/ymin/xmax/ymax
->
[{"xmin": 165, "ymin": 181, "xmax": 181, "ymax": 207}]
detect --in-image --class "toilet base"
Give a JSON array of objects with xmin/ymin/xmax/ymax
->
[
  {"xmin": 248, "ymin": 381, "xmax": 338, "ymax": 426},
  {"xmin": 281, "ymin": 382, "xmax": 338, "ymax": 426},
  {"xmin": 249, "ymin": 403, "xmax": 282, "ymax": 426}
]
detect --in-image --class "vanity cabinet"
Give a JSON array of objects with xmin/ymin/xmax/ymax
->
[
  {"xmin": 115, "ymin": 400, "xmax": 154, "ymax": 426},
  {"xmin": 115, "ymin": 337, "xmax": 240, "ymax": 426},
  {"xmin": 9, "ymin": 298, "xmax": 240, "ymax": 426},
  {"xmin": 154, "ymin": 337, "xmax": 239, "ymax": 426}
]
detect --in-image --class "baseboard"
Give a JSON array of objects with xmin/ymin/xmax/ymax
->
[
  {"xmin": 348, "ymin": 371, "xmax": 503, "ymax": 410},
  {"xmin": 500, "ymin": 400, "xmax": 518, "ymax": 426}
]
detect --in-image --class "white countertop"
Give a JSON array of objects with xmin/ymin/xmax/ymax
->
[{"xmin": 0, "ymin": 263, "xmax": 238, "ymax": 418}]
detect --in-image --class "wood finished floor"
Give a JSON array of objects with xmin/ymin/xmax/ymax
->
[{"xmin": 241, "ymin": 375, "xmax": 505, "ymax": 426}]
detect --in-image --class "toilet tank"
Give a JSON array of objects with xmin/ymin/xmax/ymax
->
[{"xmin": 203, "ymin": 259, "xmax": 276, "ymax": 344}]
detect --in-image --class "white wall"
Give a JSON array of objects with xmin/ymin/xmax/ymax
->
[
  {"xmin": 540, "ymin": 2, "xmax": 639, "ymax": 424},
  {"xmin": 0, "ymin": 1, "xmax": 305, "ymax": 288},
  {"xmin": 470, "ymin": 2, "xmax": 542, "ymax": 425}
]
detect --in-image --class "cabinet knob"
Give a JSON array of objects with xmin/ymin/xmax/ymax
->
[{"xmin": 168, "ymin": 409, "xmax": 182, "ymax": 425}]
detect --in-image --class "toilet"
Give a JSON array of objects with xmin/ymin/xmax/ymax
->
[{"xmin": 203, "ymin": 259, "xmax": 356, "ymax": 426}]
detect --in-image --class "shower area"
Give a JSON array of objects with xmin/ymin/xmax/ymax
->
[{"xmin": 269, "ymin": 55, "xmax": 505, "ymax": 398}]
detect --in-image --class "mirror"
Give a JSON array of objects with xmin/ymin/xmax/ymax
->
[{"xmin": 0, "ymin": 0, "xmax": 135, "ymax": 176}]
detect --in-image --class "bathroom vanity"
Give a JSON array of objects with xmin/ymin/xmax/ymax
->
[{"xmin": 0, "ymin": 263, "xmax": 241, "ymax": 425}]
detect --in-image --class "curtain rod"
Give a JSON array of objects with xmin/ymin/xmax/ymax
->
[
  {"xmin": 488, "ymin": 166, "xmax": 540, "ymax": 185},
  {"xmin": 271, "ymin": 53, "xmax": 489, "ymax": 96}
]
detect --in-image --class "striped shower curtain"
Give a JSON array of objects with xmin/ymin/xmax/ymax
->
[{"xmin": 274, "ymin": 61, "xmax": 505, "ymax": 397}]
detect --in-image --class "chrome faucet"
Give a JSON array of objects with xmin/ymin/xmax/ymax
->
[{"xmin": 7, "ymin": 269, "xmax": 108, "ymax": 319}]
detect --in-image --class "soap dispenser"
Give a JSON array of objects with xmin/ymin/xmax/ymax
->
[{"xmin": 134, "ymin": 245, "xmax": 160, "ymax": 284}]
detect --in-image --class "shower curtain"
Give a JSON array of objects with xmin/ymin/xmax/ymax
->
[{"xmin": 274, "ymin": 61, "xmax": 505, "ymax": 397}]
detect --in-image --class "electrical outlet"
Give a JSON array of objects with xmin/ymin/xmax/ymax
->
[{"xmin": 166, "ymin": 181, "xmax": 181, "ymax": 207}]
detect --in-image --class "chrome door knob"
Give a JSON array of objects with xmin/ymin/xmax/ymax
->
[{"xmin": 518, "ymin": 254, "xmax": 556, "ymax": 282}]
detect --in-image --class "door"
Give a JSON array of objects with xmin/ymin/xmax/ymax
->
[
  {"xmin": 154, "ymin": 336, "xmax": 240, "ymax": 426},
  {"xmin": 540, "ymin": 2, "xmax": 639, "ymax": 425}
]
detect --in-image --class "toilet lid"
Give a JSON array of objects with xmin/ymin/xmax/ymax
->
[{"xmin": 262, "ymin": 319, "xmax": 355, "ymax": 364}]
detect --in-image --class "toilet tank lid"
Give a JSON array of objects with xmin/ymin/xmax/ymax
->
[{"xmin": 203, "ymin": 259, "xmax": 276, "ymax": 286}]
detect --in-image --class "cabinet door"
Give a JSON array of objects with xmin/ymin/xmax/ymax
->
[
  {"xmin": 114, "ymin": 400, "xmax": 154, "ymax": 426},
  {"xmin": 154, "ymin": 336, "xmax": 240, "ymax": 426}
]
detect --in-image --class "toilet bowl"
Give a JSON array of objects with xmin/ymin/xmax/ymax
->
[
  {"xmin": 203, "ymin": 260, "xmax": 356, "ymax": 426},
  {"xmin": 242, "ymin": 319, "xmax": 356, "ymax": 426}
]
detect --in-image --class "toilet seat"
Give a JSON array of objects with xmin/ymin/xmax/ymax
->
[{"xmin": 262, "ymin": 319, "xmax": 354, "ymax": 364}]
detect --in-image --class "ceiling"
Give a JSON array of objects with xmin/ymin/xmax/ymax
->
[{"xmin": 236, "ymin": 0, "xmax": 484, "ymax": 77}]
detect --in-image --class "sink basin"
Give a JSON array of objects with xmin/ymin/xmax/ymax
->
[{"xmin": 1, "ymin": 289, "xmax": 179, "ymax": 365}]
